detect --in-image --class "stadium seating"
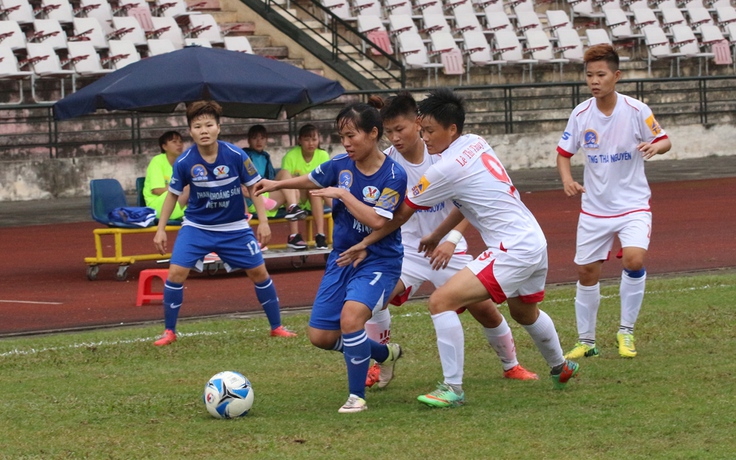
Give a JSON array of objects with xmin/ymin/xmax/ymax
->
[
  {"xmin": 25, "ymin": 41, "xmax": 76, "ymax": 101},
  {"xmin": 106, "ymin": 38, "xmax": 141, "ymax": 68},
  {"xmin": 66, "ymin": 40, "xmax": 114, "ymax": 85},
  {"xmin": 223, "ymin": 35, "xmax": 254, "ymax": 53},
  {"xmin": 30, "ymin": 19, "xmax": 69, "ymax": 50},
  {"xmin": 494, "ymin": 29, "xmax": 537, "ymax": 81},
  {"xmin": 39, "ymin": 0, "xmax": 75, "ymax": 24},
  {"xmin": 72, "ymin": 17, "xmax": 109, "ymax": 50},
  {"xmin": 0, "ymin": 19, "xmax": 26, "ymax": 50},
  {"xmin": 186, "ymin": 13, "xmax": 224, "ymax": 45},
  {"xmin": 78, "ymin": 0, "xmax": 115, "ymax": 35},
  {"xmin": 555, "ymin": 28, "xmax": 585, "ymax": 62},
  {"xmin": 397, "ymin": 30, "xmax": 443, "ymax": 85},
  {"xmin": 150, "ymin": 16, "xmax": 185, "ymax": 49},
  {"xmin": 0, "ymin": 0, "xmax": 35, "ymax": 24},
  {"xmin": 109, "ymin": 16, "xmax": 147, "ymax": 46},
  {"xmin": 146, "ymin": 37, "xmax": 176, "ymax": 55},
  {"xmin": 429, "ymin": 30, "xmax": 464, "ymax": 81},
  {"xmin": 357, "ymin": 15, "xmax": 393, "ymax": 55},
  {"xmin": 643, "ymin": 25, "xmax": 684, "ymax": 76},
  {"xmin": 524, "ymin": 28, "xmax": 569, "ymax": 78},
  {"xmin": 0, "ymin": 45, "xmax": 33, "ymax": 104},
  {"xmin": 461, "ymin": 28, "xmax": 506, "ymax": 76},
  {"xmin": 671, "ymin": 23, "xmax": 714, "ymax": 74}
]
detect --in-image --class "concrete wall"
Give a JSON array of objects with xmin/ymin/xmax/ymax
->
[{"xmin": 1, "ymin": 123, "xmax": 733, "ymax": 201}]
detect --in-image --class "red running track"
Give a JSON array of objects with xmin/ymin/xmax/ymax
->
[{"xmin": 1, "ymin": 177, "xmax": 733, "ymax": 335}]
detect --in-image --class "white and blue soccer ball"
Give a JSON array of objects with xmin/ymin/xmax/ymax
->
[{"xmin": 203, "ymin": 371, "xmax": 254, "ymax": 419}]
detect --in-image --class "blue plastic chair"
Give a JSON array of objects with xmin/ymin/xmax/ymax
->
[
  {"xmin": 89, "ymin": 178, "xmax": 146, "ymax": 228},
  {"xmin": 134, "ymin": 176, "xmax": 183, "ymax": 226}
]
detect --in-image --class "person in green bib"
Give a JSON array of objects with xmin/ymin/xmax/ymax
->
[
  {"xmin": 282, "ymin": 124, "xmax": 332, "ymax": 249},
  {"xmin": 143, "ymin": 131, "xmax": 189, "ymax": 221},
  {"xmin": 244, "ymin": 125, "xmax": 309, "ymax": 250}
]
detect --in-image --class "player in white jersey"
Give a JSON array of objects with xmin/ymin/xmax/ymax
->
[
  {"xmin": 340, "ymin": 88, "xmax": 578, "ymax": 407},
  {"xmin": 556, "ymin": 45, "xmax": 672, "ymax": 359},
  {"xmin": 363, "ymin": 93, "xmax": 539, "ymax": 389}
]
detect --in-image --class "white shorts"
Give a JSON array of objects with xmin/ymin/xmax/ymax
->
[
  {"xmin": 575, "ymin": 211, "xmax": 652, "ymax": 265},
  {"xmin": 391, "ymin": 249, "xmax": 473, "ymax": 306},
  {"xmin": 466, "ymin": 247, "xmax": 548, "ymax": 304}
]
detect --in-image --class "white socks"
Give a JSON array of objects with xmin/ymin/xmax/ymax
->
[
  {"xmin": 365, "ymin": 306, "xmax": 391, "ymax": 344},
  {"xmin": 522, "ymin": 310, "xmax": 565, "ymax": 369},
  {"xmin": 620, "ymin": 270, "xmax": 646, "ymax": 331},
  {"xmin": 483, "ymin": 316, "xmax": 519, "ymax": 371},
  {"xmin": 432, "ymin": 311, "xmax": 464, "ymax": 386},
  {"xmin": 575, "ymin": 282, "xmax": 600, "ymax": 345}
]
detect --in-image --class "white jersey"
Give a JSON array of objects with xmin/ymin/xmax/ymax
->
[
  {"xmin": 384, "ymin": 144, "xmax": 468, "ymax": 254},
  {"xmin": 557, "ymin": 93, "xmax": 669, "ymax": 218},
  {"xmin": 405, "ymin": 134, "xmax": 546, "ymax": 255}
]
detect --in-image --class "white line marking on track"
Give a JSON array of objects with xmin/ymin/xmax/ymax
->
[{"xmin": 0, "ymin": 300, "xmax": 63, "ymax": 305}]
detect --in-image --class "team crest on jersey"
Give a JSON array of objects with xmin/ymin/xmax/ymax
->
[
  {"xmin": 243, "ymin": 158, "xmax": 258, "ymax": 177},
  {"xmin": 583, "ymin": 129, "xmax": 599, "ymax": 149},
  {"xmin": 411, "ymin": 175, "xmax": 431, "ymax": 196},
  {"xmin": 362, "ymin": 186, "xmax": 380, "ymax": 203},
  {"xmin": 191, "ymin": 164, "xmax": 208, "ymax": 181},
  {"xmin": 339, "ymin": 170, "xmax": 353, "ymax": 190},
  {"xmin": 376, "ymin": 188, "xmax": 400, "ymax": 210},
  {"xmin": 645, "ymin": 114, "xmax": 662, "ymax": 136},
  {"xmin": 214, "ymin": 165, "xmax": 230, "ymax": 179}
]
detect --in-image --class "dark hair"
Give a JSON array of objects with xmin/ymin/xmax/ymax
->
[
  {"xmin": 584, "ymin": 44, "xmax": 620, "ymax": 72},
  {"xmin": 186, "ymin": 100, "xmax": 222, "ymax": 126},
  {"xmin": 417, "ymin": 87, "xmax": 465, "ymax": 134},
  {"xmin": 247, "ymin": 124, "xmax": 267, "ymax": 139},
  {"xmin": 335, "ymin": 95, "xmax": 384, "ymax": 138},
  {"xmin": 381, "ymin": 92, "xmax": 418, "ymax": 122},
  {"xmin": 158, "ymin": 131, "xmax": 182, "ymax": 151},
  {"xmin": 298, "ymin": 123, "xmax": 319, "ymax": 138}
]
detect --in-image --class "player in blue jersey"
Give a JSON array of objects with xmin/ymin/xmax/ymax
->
[
  {"xmin": 255, "ymin": 97, "xmax": 407, "ymax": 413},
  {"xmin": 152, "ymin": 100, "xmax": 297, "ymax": 346}
]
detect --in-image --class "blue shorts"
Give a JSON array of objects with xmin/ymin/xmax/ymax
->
[
  {"xmin": 309, "ymin": 251, "xmax": 402, "ymax": 331},
  {"xmin": 170, "ymin": 225, "xmax": 264, "ymax": 272}
]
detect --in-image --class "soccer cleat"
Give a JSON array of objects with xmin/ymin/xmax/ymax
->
[
  {"xmin": 315, "ymin": 233, "xmax": 328, "ymax": 249},
  {"xmin": 417, "ymin": 383, "xmax": 465, "ymax": 408},
  {"xmin": 338, "ymin": 394, "xmax": 367, "ymax": 413},
  {"xmin": 284, "ymin": 204, "xmax": 307, "ymax": 221},
  {"xmin": 503, "ymin": 364, "xmax": 539, "ymax": 380},
  {"xmin": 287, "ymin": 233, "xmax": 308, "ymax": 250},
  {"xmin": 617, "ymin": 332, "xmax": 637, "ymax": 358},
  {"xmin": 378, "ymin": 343, "xmax": 402, "ymax": 388},
  {"xmin": 153, "ymin": 329, "xmax": 176, "ymax": 347},
  {"xmin": 564, "ymin": 342, "xmax": 600, "ymax": 359},
  {"xmin": 270, "ymin": 325, "xmax": 297, "ymax": 338},
  {"xmin": 365, "ymin": 363, "xmax": 381, "ymax": 388},
  {"xmin": 550, "ymin": 360, "xmax": 579, "ymax": 390}
]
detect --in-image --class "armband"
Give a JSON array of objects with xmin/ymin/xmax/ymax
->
[{"xmin": 446, "ymin": 230, "xmax": 463, "ymax": 245}]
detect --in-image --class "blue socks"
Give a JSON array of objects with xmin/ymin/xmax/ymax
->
[
  {"xmin": 254, "ymin": 277, "xmax": 281, "ymax": 330},
  {"xmin": 163, "ymin": 280, "xmax": 184, "ymax": 331},
  {"xmin": 343, "ymin": 330, "xmax": 371, "ymax": 399}
]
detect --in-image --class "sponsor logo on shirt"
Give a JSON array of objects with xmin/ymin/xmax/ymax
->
[
  {"xmin": 214, "ymin": 165, "xmax": 230, "ymax": 179},
  {"xmin": 411, "ymin": 175, "xmax": 431, "ymax": 196},
  {"xmin": 191, "ymin": 164, "xmax": 208, "ymax": 181},
  {"xmin": 583, "ymin": 129, "xmax": 599, "ymax": 149},
  {"xmin": 376, "ymin": 188, "xmax": 400, "ymax": 210},
  {"xmin": 362, "ymin": 186, "xmax": 380, "ymax": 203},
  {"xmin": 339, "ymin": 170, "xmax": 353, "ymax": 190},
  {"xmin": 646, "ymin": 114, "xmax": 662, "ymax": 136},
  {"xmin": 561, "ymin": 131, "xmax": 571, "ymax": 141},
  {"xmin": 243, "ymin": 158, "xmax": 258, "ymax": 177}
]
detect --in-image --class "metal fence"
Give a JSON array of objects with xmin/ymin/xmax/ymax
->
[{"xmin": 1, "ymin": 75, "xmax": 734, "ymax": 160}]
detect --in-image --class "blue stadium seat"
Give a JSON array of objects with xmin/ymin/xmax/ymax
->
[{"xmin": 89, "ymin": 178, "xmax": 144, "ymax": 228}]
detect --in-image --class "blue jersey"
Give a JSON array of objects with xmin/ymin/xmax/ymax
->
[
  {"xmin": 309, "ymin": 153, "xmax": 407, "ymax": 258},
  {"xmin": 170, "ymin": 141, "xmax": 261, "ymax": 231}
]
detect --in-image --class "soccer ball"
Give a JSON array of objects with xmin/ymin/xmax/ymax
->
[{"xmin": 203, "ymin": 371, "xmax": 254, "ymax": 419}]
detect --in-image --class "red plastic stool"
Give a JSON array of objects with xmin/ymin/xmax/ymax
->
[{"xmin": 136, "ymin": 269, "xmax": 169, "ymax": 306}]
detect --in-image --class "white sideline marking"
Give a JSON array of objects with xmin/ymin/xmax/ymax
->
[
  {"xmin": 1, "ymin": 284, "xmax": 732, "ymax": 358},
  {"xmin": 0, "ymin": 299, "xmax": 63, "ymax": 305},
  {"xmin": 541, "ymin": 283, "xmax": 734, "ymax": 305}
]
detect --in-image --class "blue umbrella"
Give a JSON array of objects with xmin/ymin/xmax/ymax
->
[{"xmin": 52, "ymin": 46, "xmax": 345, "ymax": 120}]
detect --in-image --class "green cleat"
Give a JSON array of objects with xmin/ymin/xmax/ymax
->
[
  {"xmin": 564, "ymin": 342, "xmax": 600, "ymax": 359},
  {"xmin": 551, "ymin": 360, "xmax": 579, "ymax": 390},
  {"xmin": 417, "ymin": 383, "xmax": 465, "ymax": 408},
  {"xmin": 617, "ymin": 332, "xmax": 637, "ymax": 358}
]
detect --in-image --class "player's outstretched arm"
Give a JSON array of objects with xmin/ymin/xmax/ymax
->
[
  {"xmin": 638, "ymin": 137, "xmax": 671, "ymax": 160},
  {"xmin": 556, "ymin": 154, "xmax": 585, "ymax": 196},
  {"xmin": 337, "ymin": 202, "xmax": 415, "ymax": 267},
  {"xmin": 153, "ymin": 191, "xmax": 179, "ymax": 254}
]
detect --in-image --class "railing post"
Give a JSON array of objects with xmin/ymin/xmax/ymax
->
[
  {"xmin": 699, "ymin": 78, "xmax": 707, "ymax": 126},
  {"xmin": 504, "ymin": 87, "xmax": 513, "ymax": 134}
]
